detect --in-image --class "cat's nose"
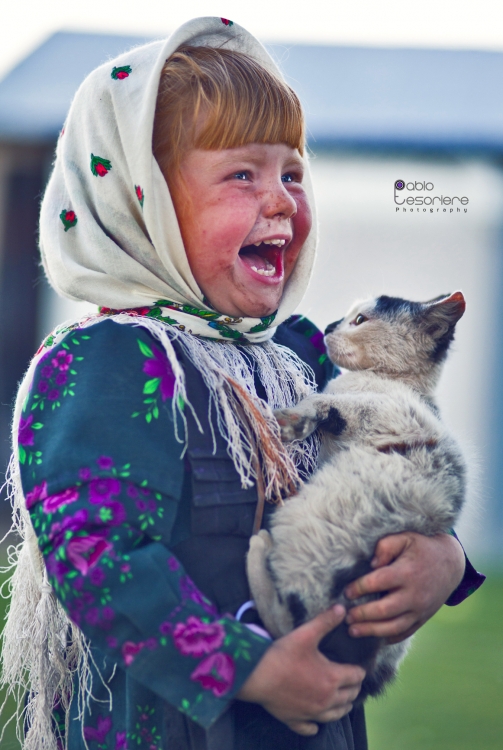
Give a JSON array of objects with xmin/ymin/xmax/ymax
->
[{"xmin": 325, "ymin": 318, "xmax": 343, "ymax": 335}]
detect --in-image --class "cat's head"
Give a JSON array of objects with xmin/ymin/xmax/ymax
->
[{"xmin": 324, "ymin": 292, "xmax": 466, "ymax": 379}]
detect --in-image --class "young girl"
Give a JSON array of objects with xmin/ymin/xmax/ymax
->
[{"xmin": 2, "ymin": 16, "xmax": 483, "ymax": 750}]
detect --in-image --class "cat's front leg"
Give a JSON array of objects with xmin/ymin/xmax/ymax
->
[{"xmin": 274, "ymin": 395, "xmax": 346, "ymax": 442}]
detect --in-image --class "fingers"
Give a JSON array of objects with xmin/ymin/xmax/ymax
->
[
  {"xmin": 370, "ymin": 533, "xmax": 409, "ymax": 569},
  {"xmin": 287, "ymin": 720, "xmax": 319, "ymax": 736},
  {"xmin": 315, "ymin": 703, "xmax": 355, "ymax": 724},
  {"xmin": 296, "ymin": 604, "xmax": 346, "ymax": 647},
  {"xmin": 348, "ymin": 612, "xmax": 417, "ymax": 639},
  {"xmin": 345, "ymin": 563, "xmax": 402, "ymax": 600}
]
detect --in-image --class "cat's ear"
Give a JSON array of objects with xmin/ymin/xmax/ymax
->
[{"xmin": 422, "ymin": 291, "xmax": 466, "ymax": 338}]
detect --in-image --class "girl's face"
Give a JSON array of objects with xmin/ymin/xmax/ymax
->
[{"xmin": 169, "ymin": 143, "xmax": 312, "ymax": 318}]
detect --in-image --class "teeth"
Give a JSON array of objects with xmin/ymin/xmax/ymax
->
[
  {"xmin": 251, "ymin": 263, "xmax": 275, "ymax": 277},
  {"xmin": 252, "ymin": 239, "xmax": 286, "ymax": 247}
]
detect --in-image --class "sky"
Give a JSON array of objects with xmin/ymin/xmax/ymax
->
[{"xmin": 2, "ymin": 0, "xmax": 503, "ymax": 80}]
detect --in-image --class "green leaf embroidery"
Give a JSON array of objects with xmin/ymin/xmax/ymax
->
[
  {"xmin": 143, "ymin": 378, "xmax": 160, "ymax": 395},
  {"xmin": 137, "ymin": 339, "xmax": 154, "ymax": 358}
]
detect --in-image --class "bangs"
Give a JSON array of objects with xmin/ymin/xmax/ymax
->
[{"xmin": 153, "ymin": 46, "xmax": 305, "ymax": 178}]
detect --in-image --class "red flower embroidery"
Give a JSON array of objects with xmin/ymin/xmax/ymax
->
[
  {"xmin": 190, "ymin": 652, "xmax": 235, "ymax": 697},
  {"xmin": 221, "ymin": 18, "xmax": 233, "ymax": 26},
  {"xmin": 135, "ymin": 185, "xmax": 144, "ymax": 207},
  {"xmin": 59, "ymin": 209, "xmax": 77, "ymax": 231},
  {"xmin": 90, "ymin": 154, "xmax": 112, "ymax": 177},
  {"xmin": 111, "ymin": 65, "xmax": 132, "ymax": 80}
]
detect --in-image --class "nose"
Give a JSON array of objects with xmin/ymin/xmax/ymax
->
[
  {"xmin": 263, "ymin": 179, "xmax": 297, "ymax": 220},
  {"xmin": 325, "ymin": 318, "xmax": 344, "ymax": 335}
]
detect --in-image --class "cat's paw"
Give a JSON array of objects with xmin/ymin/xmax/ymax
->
[{"xmin": 274, "ymin": 408, "xmax": 319, "ymax": 442}]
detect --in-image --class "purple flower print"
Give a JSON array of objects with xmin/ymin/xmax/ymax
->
[
  {"xmin": 79, "ymin": 467, "xmax": 91, "ymax": 480},
  {"xmin": 19, "ymin": 415, "xmax": 35, "ymax": 446},
  {"xmin": 173, "ymin": 616, "xmax": 225, "ymax": 657},
  {"xmin": 42, "ymin": 487, "xmax": 79, "ymax": 513},
  {"xmin": 84, "ymin": 715, "xmax": 112, "ymax": 744},
  {"xmin": 159, "ymin": 621, "xmax": 173, "ymax": 635},
  {"xmin": 67, "ymin": 534, "xmax": 112, "ymax": 575},
  {"xmin": 38, "ymin": 380, "xmax": 49, "ymax": 393},
  {"xmin": 310, "ymin": 330, "xmax": 326, "ymax": 354},
  {"xmin": 55, "ymin": 372, "xmax": 67, "ymax": 386},
  {"xmin": 168, "ymin": 557, "xmax": 179, "ymax": 572},
  {"xmin": 89, "ymin": 566, "xmax": 105, "ymax": 586},
  {"xmin": 107, "ymin": 636, "xmax": 118, "ymax": 649},
  {"xmin": 85, "ymin": 607, "xmax": 100, "ymax": 626},
  {"xmin": 180, "ymin": 576, "xmax": 218, "ymax": 616},
  {"xmin": 143, "ymin": 347, "xmax": 175, "ymax": 401},
  {"xmin": 25, "ymin": 480, "xmax": 48, "ymax": 509},
  {"xmin": 127, "ymin": 484, "xmax": 139, "ymax": 498},
  {"xmin": 52, "ymin": 350, "xmax": 73, "ymax": 371},
  {"xmin": 48, "ymin": 389, "xmax": 59, "ymax": 401},
  {"xmin": 115, "ymin": 731, "xmax": 127, "ymax": 750},
  {"xmin": 102, "ymin": 606, "xmax": 115, "ymax": 621},
  {"xmin": 41, "ymin": 365, "xmax": 53, "ymax": 378},
  {"xmin": 122, "ymin": 640, "xmax": 145, "ymax": 666},
  {"xmin": 97, "ymin": 455, "xmax": 114, "ymax": 470},
  {"xmin": 89, "ymin": 477, "xmax": 120, "ymax": 505},
  {"xmin": 46, "ymin": 553, "xmax": 69, "ymax": 586},
  {"xmin": 48, "ymin": 509, "xmax": 88, "ymax": 548},
  {"xmin": 97, "ymin": 500, "xmax": 126, "ymax": 526},
  {"xmin": 190, "ymin": 652, "xmax": 235, "ymax": 697}
]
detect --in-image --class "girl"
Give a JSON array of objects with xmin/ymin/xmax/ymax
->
[{"xmin": 2, "ymin": 16, "xmax": 483, "ymax": 750}]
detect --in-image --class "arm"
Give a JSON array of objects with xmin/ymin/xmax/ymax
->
[{"xmin": 343, "ymin": 531, "xmax": 483, "ymax": 642}]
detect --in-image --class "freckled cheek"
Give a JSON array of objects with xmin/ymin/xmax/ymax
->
[{"xmin": 284, "ymin": 193, "xmax": 312, "ymax": 275}]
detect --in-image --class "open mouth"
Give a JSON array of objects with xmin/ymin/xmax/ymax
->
[{"xmin": 238, "ymin": 239, "xmax": 288, "ymax": 280}]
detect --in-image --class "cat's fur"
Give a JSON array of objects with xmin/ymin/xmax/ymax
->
[{"xmin": 246, "ymin": 291, "xmax": 467, "ymax": 699}]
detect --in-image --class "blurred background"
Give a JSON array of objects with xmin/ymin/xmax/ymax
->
[{"xmin": 0, "ymin": 1, "xmax": 502, "ymax": 748}]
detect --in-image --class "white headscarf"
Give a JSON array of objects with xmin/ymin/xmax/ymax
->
[{"xmin": 40, "ymin": 16, "xmax": 317, "ymax": 342}]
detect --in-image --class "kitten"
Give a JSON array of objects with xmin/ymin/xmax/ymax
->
[{"xmin": 246, "ymin": 291, "xmax": 466, "ymax": 698}]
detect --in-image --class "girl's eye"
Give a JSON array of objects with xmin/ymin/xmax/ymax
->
[
  {"xmin": 282, "ymin": 173, "xmax": 294, "ymax": 183},
  {"xmin": 354, "ymin": 314, "xmax": 368, "ymax": 325},
  {"xmin": 233, "ymin": 171, "xmax": 249, "ymax": 181}
]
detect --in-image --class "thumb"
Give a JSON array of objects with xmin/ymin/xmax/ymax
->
[
  {"xmin": 297, "ymin": 604, "xmax": 346, "ymax": 647},
  {"xmin": 371, "ymin": 533, "xmax": 408, "ymax": 568}
]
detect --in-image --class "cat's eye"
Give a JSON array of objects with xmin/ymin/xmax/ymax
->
[{"xmin": 354, "ymin": 314, "xmax": 368, "ymax": 326}]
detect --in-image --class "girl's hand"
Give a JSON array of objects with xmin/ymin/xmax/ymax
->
[
  {"xmin": 236, "ymin": 605, "xmax": 366, "ymax": 736},
  {"xmin": 344, "ymin": 532, "xmax": 466, "ymax": 643}
]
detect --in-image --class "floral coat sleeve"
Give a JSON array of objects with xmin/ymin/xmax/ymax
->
[{"xmin": 18, "ymin": 320, "xmax": 270, "ymax": 747}]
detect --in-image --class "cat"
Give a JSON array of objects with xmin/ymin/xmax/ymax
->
[{"xmin": 246, "ymin": 291, "xmax": 467, "ymax": 699}]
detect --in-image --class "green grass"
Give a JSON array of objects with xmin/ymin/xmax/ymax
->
[{"xmin": 366, "ymin": 572, "xmax": 503, "ymax": 750}]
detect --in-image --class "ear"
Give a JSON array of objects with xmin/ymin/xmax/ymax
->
[{"xmin": 423, "ymin": 291, "xmax": 465, "ymax": 337}]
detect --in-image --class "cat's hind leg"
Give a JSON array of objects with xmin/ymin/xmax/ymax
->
[{"xmin": 246, "ymin": 530, "xmax": 293, "ymax": 638}]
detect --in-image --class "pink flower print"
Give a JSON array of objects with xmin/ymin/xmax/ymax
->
[
  {"xmin": 122, "ymin": 640, "xmax": 145, "ymax": 666},
  {"xmin": 43, "ymin": 487, "xmax": 79, "ymax": 513},
  {"xmin": 168, "ymin": 557, "xmax": 179, "ymax": 572},
  {"xmin": 25, "ymin": 480, "xmax": 48, "ymax": 509},
  {"xmin": 52, "ymin": 350, "xmax": 73, "ymax": 371},
  {"xmin": 89, "ymin": 477, "xmax": 120, "ymax": 504},
  {"xmin": 143, "ymin": 348, "xmax": 175, "ymax": 401},
  {"xmin": 48, "ymin": 509, "xmax": 88, "ymax": 548},
  {"xmin": 67, "ymin": 534, "xmax": 112, "ymax": 575},
  {"xmin": 84, "ymin": 715, "xmax": 112, "ymax": 744},
  {"xmin": 115, "ymin": 731, "xmax": 127, "ymax": 750},
  {"xmin": 97, "ymin": 455, "xmax": 114, "ymax": 470},
  {"xmin": 190, "ymin": 652, "xmax": 235, "ymax": 697},
  {"xmin": 173, "ymin": 616, "xmax": 225, "ymax": 657},
  {"xmin": 19, "ymin": 415, "xmax": 35, "ymax": 446},
  {"xmin": 120, "ymin": 563, "xmax": 130, "ymax": 573}
]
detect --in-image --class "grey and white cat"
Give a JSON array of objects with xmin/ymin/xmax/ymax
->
[{"xmin": 246, "ymin": 291, "xmax": 467, "ymax": 698}]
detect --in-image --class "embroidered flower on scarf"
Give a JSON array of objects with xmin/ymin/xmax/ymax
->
[
  {"xmin": 135, "ymin": 185, "xmax": 144, "ymax": 207},
  {"xmin": 221, "ymin": 18, "xmax": 233, "ymax": 26},
  {"xmin": 67, "ymin": 534, "xmax": 113, "ymax": 575},
  {"xmin": 59, "ymin": 209, "xmax": 77, "ymax": 232},
  {"xmin": 172, "ymin": 616, "xmax": 225, "ymax": 657},
  {"xmin": 190, "ymin": 652, "xmax": 235, "ymax": 697},
  {"xmin": 83, "ymin": 715, "xmax": 112, "ymax": 744},
  {"xmin": 90, "ymin": 154, "xmax": 112, "ymax": 177},
  {"xmin": 25, "ymin": 480, "xmax": 48, "ymax": 509},
  {"xmin": 111, "ymin": 65, "xmax": 132, "ymax": 80},
  {"xmin": 42, "ymin": 487, "xmax": 79, "ymax": 513}
]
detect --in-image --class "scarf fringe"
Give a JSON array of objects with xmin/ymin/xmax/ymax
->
[{"xmin": 1, "ymin": 313, "xmax": 320, "ymax": 748}]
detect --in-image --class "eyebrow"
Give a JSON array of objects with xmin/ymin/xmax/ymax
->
[{"xmin": 214, "ymin": 148, "xmax": 303, "ymax": 170}]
